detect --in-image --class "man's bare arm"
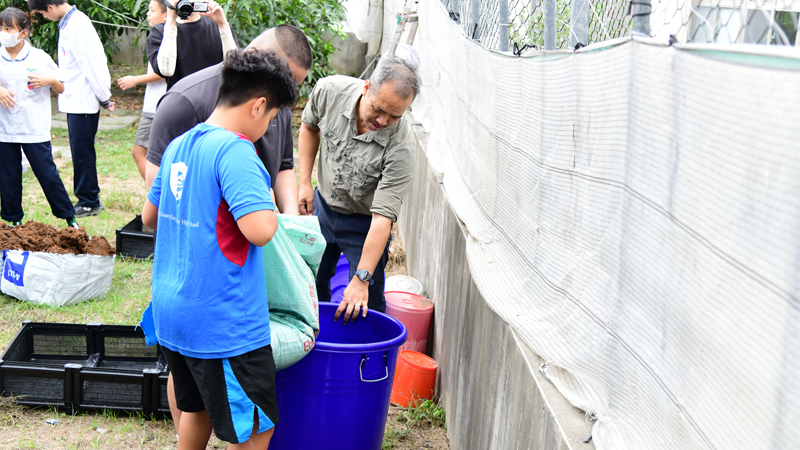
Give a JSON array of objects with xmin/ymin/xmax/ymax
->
[
  {"xmin": 334, "ymin": 213, "xmax": 393, "ymax": 324},
  {"xmin": 297, "ymin": 123, "xmax": 321, "ymax": 215},
  {"xmin": 142, "ymin": 199, "xmax": 159, "ymax": 230},
  {"xmin": 146, "ymin": 160, "xmax": 160, "ymax": 190},
  {"xmin": 275, "ymin": 169, "xmax": 299, "ymax": 215}
]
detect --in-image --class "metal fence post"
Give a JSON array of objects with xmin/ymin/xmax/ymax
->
[
  {"xmin": 631, "ymin": 0, "xmax": 652, "ymax": 36},
  {"xmin": 569, "ymin": 0, "xmax": 590, "ymax": 48},
  {"xmin": 499, "ymin": 0, "xmax": 509, "ymax": 51},
  {"xmin": 544, "ymin": 0, "xmax": 556, "ymax": 50},
  {"xmin": 448, "ymin": 0, "xmax": 460, "ymax": 21},
  {"xmin": 471, "ymin": 0, "xmax": 481, "ymax": 40}
]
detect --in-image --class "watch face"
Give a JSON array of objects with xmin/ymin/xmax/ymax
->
[{"xmin": 357, "ymin": 270, "xmax": 371, "ymax": 281}]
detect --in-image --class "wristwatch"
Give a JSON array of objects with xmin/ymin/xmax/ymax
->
[{"xmin": 354, "ymin": 269, "xmax": 374, "ymax": 285}]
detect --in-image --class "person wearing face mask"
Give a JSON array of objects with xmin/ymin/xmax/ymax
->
[
  {"xmin": 0, "ymin": 7, "xmax": 78, "ymax": 229},
  {"xmin": 297, "ymin": 55, "xmax": 421, "ymax": 324}
]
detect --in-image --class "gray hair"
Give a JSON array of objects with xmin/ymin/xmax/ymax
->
[{"xmin": 368, "ymin": 54, "xmax": 421, "ymax": 101}]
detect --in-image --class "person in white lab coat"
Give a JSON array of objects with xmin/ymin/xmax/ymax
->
[
  {"xmin": 0, "ymin": 7, "xmax": 78, "ymax": 228},
  {"xmin": 28, "ymin": 0, "xmax": 114, "ymax": 218}
]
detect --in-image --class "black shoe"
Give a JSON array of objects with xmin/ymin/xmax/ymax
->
[{"xmin": 74, "ymin": 205, "xmax": 104, "ymax": 218}]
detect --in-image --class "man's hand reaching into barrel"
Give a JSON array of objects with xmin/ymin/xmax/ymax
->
[{"xmin": 335, "ymin": 277, "xmax": 370, "ymax": 324}]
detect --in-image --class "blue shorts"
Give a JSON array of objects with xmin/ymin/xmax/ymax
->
[{"xmin": 162, "ymin": 345, "xmax": 278, "ymax": 444}]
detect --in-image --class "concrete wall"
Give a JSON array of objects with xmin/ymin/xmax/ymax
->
[
  {"xmin": 398, "ymin": 127, "xmax": 595, "ymax": 450},
  {"xmin": 110, "ymin": 29, "xmax": 147, "ymax": 66},
  {"xmin": 330, "ymin": 26, "xmax": 368, "ymax": 78}
]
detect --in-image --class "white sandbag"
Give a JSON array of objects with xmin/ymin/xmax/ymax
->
[{"xmin": 1, "ymin": 250, "xmax": 115, "ymax": 306}]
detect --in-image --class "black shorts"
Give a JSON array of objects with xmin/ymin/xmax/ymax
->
[{"xmin": 161, "ymin": 345, "xmax": 279, "ymax": 444}]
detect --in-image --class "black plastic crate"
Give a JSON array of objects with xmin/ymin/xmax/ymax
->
[
  {"xmin": 116, "ymin": 215, "xmax": 154, "ymax": 260},
  {"xmin": 0, "ymin": 322, "xmax": 169, "ymax": 416}
]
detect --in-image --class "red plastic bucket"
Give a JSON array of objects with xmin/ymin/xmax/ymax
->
[
  {"xmin": 384, "ymin": 291, "xmax": 434, "ymax": 354},
  {"xmin": 390, "ymin": 350, "xmax": 437, "ymax": 407}
]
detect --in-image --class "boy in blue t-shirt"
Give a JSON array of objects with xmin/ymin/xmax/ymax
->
[{"xmin": 141, "ymin": 48, "xmax": 298, "ymax": 449}]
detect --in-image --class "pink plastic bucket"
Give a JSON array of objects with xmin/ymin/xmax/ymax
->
[{"xmin": 384, "ymin": 291, "xmax": 434, "ymax": 354}]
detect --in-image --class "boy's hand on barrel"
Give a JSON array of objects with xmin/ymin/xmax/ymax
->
[{"xmin": 335, "ymin": 279, "xmax": 370, "ymax": 324}]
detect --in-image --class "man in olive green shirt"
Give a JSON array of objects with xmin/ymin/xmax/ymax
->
[{"xmin": 298, "ymin": 55, "xmax": 420, "ymax": 324}]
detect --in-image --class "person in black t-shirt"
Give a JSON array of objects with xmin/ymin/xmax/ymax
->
[
  {"xmin": 146, "ymin": 0, "xmax": 237, "ymax": 90},
  {"xmin": 146, "ymin": 25, "xmax": 313, "ymax": 214}
]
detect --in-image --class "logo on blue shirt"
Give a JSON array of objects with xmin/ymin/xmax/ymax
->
[{"xmin": 170, "ymin": 161, "xmax": 188, "ymax": 200}]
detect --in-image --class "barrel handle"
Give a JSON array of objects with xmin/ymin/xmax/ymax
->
[{"xmin": 360, "ymin": 357, "xmax": 389, "ymax": 383}]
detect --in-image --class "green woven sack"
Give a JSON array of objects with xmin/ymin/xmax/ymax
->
[{"xmin": 263, "ymin": 214, "xmax": 326, "ymax": 370}]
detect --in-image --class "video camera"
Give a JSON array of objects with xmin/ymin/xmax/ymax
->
[{"xmin": 171, "ymin": 0, "xmax": 208, "ymax": 20}]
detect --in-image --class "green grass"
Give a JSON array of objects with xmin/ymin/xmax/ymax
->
[
  {"xmin": 398, "ymin": 400, "xmax": 447, "ymax": 430},
  {"xmin": 50, "ymin": 127, "xmax": 70, "ymax": 147},
  {"xmin": 382, "ymin": 400, "xmax": 448, "ymax": 449},
  {"xmin": 15, "ymin": 125, "xmax": 146, "ymax": 243},
  {"xmin": 0, "ymin": 259, "xmax": 152, "ymax": 349},
  {"xmin": 1, "ymin": 125, "xmax": 151, "ymax": 352}
]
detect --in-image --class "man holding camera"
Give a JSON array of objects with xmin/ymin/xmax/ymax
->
[{"xmin": 147, "ymin": 0, "xmax": 237, "ymax": 90}]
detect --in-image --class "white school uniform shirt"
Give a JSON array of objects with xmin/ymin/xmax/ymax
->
[
  {"xmin": 142, "ymin": 62, "xmax": 167, "ymax": 118},
  {"xmin": 0, "ymin": 41, "xmax": 58, "ymax": 143},
  {"xmin": 57, "ymin": 6, "xmax": 112, "ymax": 114}
]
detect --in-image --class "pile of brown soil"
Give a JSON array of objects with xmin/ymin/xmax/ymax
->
[{"xmin": 0, "ymin": 221, "xmax": 115, "ymax": 256}]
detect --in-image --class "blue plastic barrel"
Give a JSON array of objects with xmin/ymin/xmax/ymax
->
[
  {"xmin": 270, "ymin": 303, "xmax": 407, "ymax": 450},
  {"xmin": 330, "ymin": 253, "xmax": 350, "ymax": 304}
]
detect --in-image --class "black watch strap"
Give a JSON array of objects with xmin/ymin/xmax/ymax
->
[{"xmin": 355, "ymin": 269, "xmax": 374, "ymax": 285}]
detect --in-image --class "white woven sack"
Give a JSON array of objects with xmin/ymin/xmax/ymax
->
[{"xmin": 1, "ymin": 250, "xmax": 115, "ymax": 306}]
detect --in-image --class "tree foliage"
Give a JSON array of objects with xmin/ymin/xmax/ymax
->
[
  {"xmin": 1, "ymin": 0, "xmax": 146, "ymax": 57},
  {"xmin": 223, "ymin": 0, "xmax": 347, "ymax": 95},
  {"xmin": 0, "ymin": 0, "xmax": 346, "ymax": 95}
]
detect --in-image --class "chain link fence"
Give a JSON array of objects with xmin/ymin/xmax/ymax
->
[
  {"xmin": 437, "ymin": 0, "xmax": 797, "ymax": 52},
  {"xmin": 440, "ymin": 0, "xmax": 631, "ymax": 52},
  {"xmin": 651, "ymin": 0, "xmax": 798, "ymax": 45}
]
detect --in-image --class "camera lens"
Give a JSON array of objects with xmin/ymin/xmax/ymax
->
[{"xmin": 175, "ymin": 0, "xmax": 193, "ymax": 19}]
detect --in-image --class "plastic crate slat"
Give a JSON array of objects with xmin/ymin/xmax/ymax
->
[
  {"xmin": 82, "ymin": 379, "xmax": 142, "ymax": 407},
  {"xmin": 103, "ymin": 337, "xmax": 158, "ymax": 358},
  {"xmin": 3, "ymin": 373, "xmax": 64, "ymax": 403},
  {"xmin": 28, "ymin": 358, "xmax": 93, "ymax": 368},
  {"xmin": 32, "ymin": 334, "xmax": 87, "ymax": 357}
]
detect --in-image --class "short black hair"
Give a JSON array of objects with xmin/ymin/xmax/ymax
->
[
  {"xmin": 152, "ymin": 0, "xmax": 167, "ymax": 14},
  {"xmin": 0, "ymin": 7, "xmax": 31, "ymax": 31},
  {"xmin": 26, "ymin": 0, "xmax": 66, "ymax": 12},
  {"xmin": 216, "ymin": 48, "xmax": 299, "ymax": 111},
  {"xmin": 274, "ymin": 24, "xmax": 313, "ymax": 70}
]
